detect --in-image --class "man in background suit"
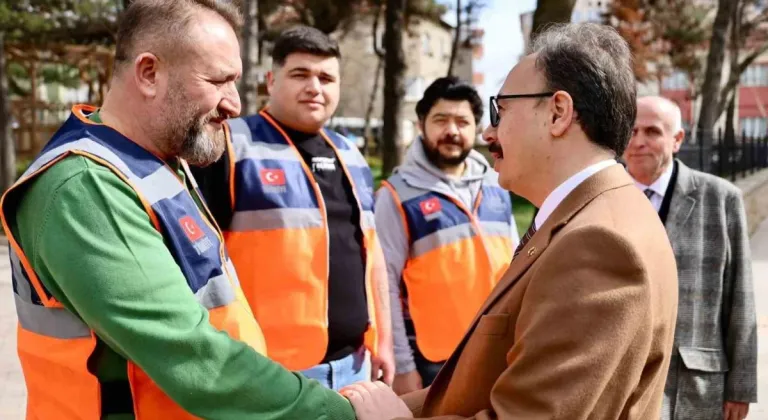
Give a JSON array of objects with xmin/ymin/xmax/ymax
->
[
  {"xmin": 623, "ymin": 96, "xmax": 757, "ymax": 420},
  {"xmin": 341, "ymin": 23, "xmax": 679, "ymax": 420}
]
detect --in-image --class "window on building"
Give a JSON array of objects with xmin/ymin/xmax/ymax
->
[
  {"xmin": 405, "ymin": 77, "xmax": 425, "ymax": 101},
  {"xmin": 662, "ymin": 71, "xmax": 689, "ymax": 91},
  {"xmin": 572, "ymin": 11, "xmax": 582, "ymax": 22},
  {"xmin": 740, "ymin": 65, "xmax": 768, "ymax": 87},
  {"xmin": 421, "ymin": 33, "xmax": 432, "ymax": 56},
  {"xmin": 739, "ymin": 117, "xmax": 768, "ymax": 137}
]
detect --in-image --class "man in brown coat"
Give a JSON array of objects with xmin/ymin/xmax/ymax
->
[{"xmin": 342, "ymin": 22, "xmax": 679, "ymax": 420}]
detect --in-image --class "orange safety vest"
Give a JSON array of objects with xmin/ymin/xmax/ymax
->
[
  {"xmin": 1, "ymin": 105, "xmax": 266, "ymax": 419},
  {"xmin": 224, "ymin": 111, "xmax": 381, "ymax": 370},
  {"xmin": 381, "ymin": 173, "xmax": 514, "ymax": 362}
]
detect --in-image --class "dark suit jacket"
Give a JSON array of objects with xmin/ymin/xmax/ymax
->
[
  {"xmin": 399, "ymin": 164, "xmax": 679, "ymax": 419},
  {"xmin": 660, "ymin": 160, "xmax": 757, "ymax": 420}
]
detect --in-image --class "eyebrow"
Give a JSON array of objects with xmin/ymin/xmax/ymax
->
[
  {"xmin": 431, "ymin": 112, "xmax": 471, "ymax": 119},
  {"xmin": 289, "ymin": 66, "xmax": 336, "ymax": 78}
]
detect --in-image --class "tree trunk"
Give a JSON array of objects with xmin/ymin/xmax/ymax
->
[
  {"xmin": 0, "ymin": 33, "xmax": 16, "ymax": 190},
  {"xmin": 447, "ymin": 0, "xmax": 462, "ymax": 77},
  {"xmin": 256, "ymin": 0, "xmax": 267, "ymax": 65},
  {"xmin": 382, "ymin": 0, "xmax": 407, "ymax": 177},
  {"xmin": 715, "ymin": 1, "xmax": 768, "ymax": 123},
  {"xmin": 725, "ymin": 91, "xmax": 736, "ymax": 145},
  {"xmin": 239, "ymin": 0, "xmax": 259, "ymax": 116},
  {"xmin": 696, "ymin": 0, "xmax": 737, "ymax": 171},
  {"xmin": 363, "ymin": 57, "xmax": 384, "ymax": 157},
  {"xmin": 531, "ymin": 0, "xmax": 577, "ymax": 40}
]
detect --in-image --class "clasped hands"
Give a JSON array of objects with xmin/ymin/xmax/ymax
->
[{"xmin": 340, "ymin": 381, "xmax": 413, "ymax": 420}]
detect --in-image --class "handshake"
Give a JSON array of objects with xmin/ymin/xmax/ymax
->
[{"xmin": 340, "ymin": 381, "xmax": 414, "ymax": 420}]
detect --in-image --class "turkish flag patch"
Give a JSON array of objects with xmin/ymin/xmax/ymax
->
[
  {"xmin": 260, "ymin": 168, "xmax": 286, "ymax": 186},
  {"xmin": 179, "ymin": 216, "xmax": 205, "ymax": 242},
  {"xmin": 419, "ymin": 197, "xmax": 442, "ymax": 215}
]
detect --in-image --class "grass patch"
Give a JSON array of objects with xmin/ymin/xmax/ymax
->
[
  {"xmin": 368, "ymin": 155, "xmax": 385, "ymax": 188},
  {"xmin": 512, "ymin": 197, "xmax": 535, "ymax": 236}
]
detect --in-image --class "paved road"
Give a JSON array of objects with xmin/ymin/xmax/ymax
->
[
  {"xmin": 749, "ymin": 218, "xmax": 768, "ymax": 419},
  {"xmin": 2, "ymin": 220, "xmax": 768, "ymax": 418},
  {"xmin": 0, "ymin": 240, "xmax": 24, "ymax": 420}
]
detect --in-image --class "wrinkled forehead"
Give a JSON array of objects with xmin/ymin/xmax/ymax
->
[
  {"xmin": 187, "ymin": 14, "xmax": 242, "ymax": 75},
  {"xmin": 635, "ymin": 100, "xmax": 672, "ymax": 130}
]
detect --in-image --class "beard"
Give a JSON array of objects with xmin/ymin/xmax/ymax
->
[
  {"xmin": 162, "ymin": 81, "xmax": 226, "ymax": 167},
  {"xmin": 422, "ymin": 133, "xmax": 472, "ymax": 169}
]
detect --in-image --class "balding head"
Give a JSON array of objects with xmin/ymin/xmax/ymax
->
[
  {"xmin": 623, "ymin": 96, "xmax": 686, "ymax": 185},
  {"xmin": 637, "ymin": 96, "xmax": 683, "ymax": 135},
  {"xmin": 114, "ymin": 0, "xmax": 242, "ymax": 74}
]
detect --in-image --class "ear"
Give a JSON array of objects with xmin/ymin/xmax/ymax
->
[
  {"xmin": 548, "ymin": 90, "xmax": 574, "ymax": 138},
  {"xmin": 672, "ymin": 129, "xmax": 685, "ymax": 153},
  {"xmin": 266, "ymin": 70, "xmax": 275, "ymax": 96},
  {"xmin": 134, "ymin": 53, "xmax": 162, "ymax": 99},
  {"xmin": 417, "ymin": 120, "xmax": 425, "ymax": 136}
]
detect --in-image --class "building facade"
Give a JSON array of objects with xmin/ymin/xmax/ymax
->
[{"xmin": 333, "ymin": 15, "xmax": 483, "ymax": 147}]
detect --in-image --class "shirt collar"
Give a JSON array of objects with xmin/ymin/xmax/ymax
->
[
  {"xmin": 534, "ymin": 159, "xmax": 618, "ymax": 230},
  {"xmin": 633, "ymin": 161, "xmax": 674, "ymax": 198}
]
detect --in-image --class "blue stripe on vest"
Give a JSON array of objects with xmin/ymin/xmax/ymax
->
[
  {"xmin": 8, "ymin": 245, "xmax": 43, "ymax": 305},
  {"xmin": 152, "ymin": 200, "xmax": 226, "ymax": 293},
  {"xmin": 233, "ymin": 159, "xmax": 319, "ymax": 211},
  {"xmin": 31, "ymin": 113, "xmax": 227, "ymax": 294},
  {"xmin": 43, "ymin": 118, "xmax": 163, "ymax": 179},
  {"xmin": 244, "ymin": 114, "xmax": 293, "ymax": 145},
  {"xmin": 232, "ymin": 115, "xmax": 375, "ymax": 215},
  {"xmin": 323, "ymin": 129, "xmax": 350, "ymax": 150},
  {"xmin": 322, "ymin": 131, "xmax": 375, "ymax": 212},
  {"xmin": 345, "ymin": 166, "xmax": 375, "ymax": 211},
  {"xmin": 476, "ymin": 185, "xmax": 513, "ymax": 224},
  {"xmin": 402, "ymin": 193, "xmax": 471, "ymax": 242}
]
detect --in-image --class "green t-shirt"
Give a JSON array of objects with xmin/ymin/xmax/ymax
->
[{"xmin": 8, "ymin": 112, "xmax": 355, "ymax": 419}]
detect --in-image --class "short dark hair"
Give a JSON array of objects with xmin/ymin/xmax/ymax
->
[
  {"xmin": 416, "ymin": 76, "xmax": 483, "ymax": 124},
  {"xmin": 529, "ymin": 23, "xmax": 637, "ymax": 156},
  {"xmin": 115, "ymin": 0, "xmax": 242, "ymax": 70},
  {"xmin": 271, "ymin": 25, "xmax": 341, "ymax": 67}
]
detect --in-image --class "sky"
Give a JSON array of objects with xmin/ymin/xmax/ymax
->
[{"xmin": 443, "ymin": 0, "xmax": 538, "ymax": 125}]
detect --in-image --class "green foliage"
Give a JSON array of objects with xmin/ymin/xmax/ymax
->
[
  {"xmin": 257, "ymin": 0, "xmax": 448, "ymax": 39},
  {"xmin": 0, "ymin": 0, "xmax": 123, "ymax": 45},
  {"xmin": 608, "ymin": 0, "xmax": 712, "ymax": 87}
]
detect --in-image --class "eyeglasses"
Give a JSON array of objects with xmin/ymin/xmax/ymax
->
[{"xmin": 489, "ymin": 93, "xmax": 556, "ymax": 127}]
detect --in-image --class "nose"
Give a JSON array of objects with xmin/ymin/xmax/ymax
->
[
  {"xmin": 629, "ymin": 132, "xmax": 646, "ymax": 149},
  {"xmin": 446, "ymin": 120, "xmax": 460, "ymax": 136},
  {"xmin": 305, "ymin": 76, "xmax": 321, "ymax": 95},
  {"xmin": 482, "ymin": 124, "xmax": 496, "ymax": 142},
  {"xmin": 220, "ymin": 81, "xmax": 241, "ymax": 118}
]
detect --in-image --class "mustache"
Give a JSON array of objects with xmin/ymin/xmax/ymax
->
[
  {"xmin": 437, "ymin": 135, "xmax": 462, "ymax": 146},
  {"xmin": 205, "ymin": 109, "xmax": 223, "ymax": 123},
  {"xmin": 488, "ymin": 141, "xmax": 502, "ymax": 154}
]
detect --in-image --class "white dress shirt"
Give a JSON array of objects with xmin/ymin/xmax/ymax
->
[
  {"xmin": 534, "ymin": 159, "xmax": 618, "ymax": 230},
  {"xmin": 632, "ymin": 162, "xmax": 674, "ymax": 212}
]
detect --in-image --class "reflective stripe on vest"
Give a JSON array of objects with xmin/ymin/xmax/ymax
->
[
  {"xmin": 1, "ymin": 104, "xmax": 266, "ymax": 420},
  {"xmin": 385, "ymin": 173, "xmax": 514, "ymax": 362},
  {"xmin": 225, "ymin": 110, "xmax": 380, "ymax": 370}
]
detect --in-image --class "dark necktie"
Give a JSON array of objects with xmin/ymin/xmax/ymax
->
[
  {"xmin": 514, "ymin": 222, "xmax": 538, "ymax": 259},
  {"xmin": 644, "ymin": 189, "xmax": 654, "ymax": 200}
]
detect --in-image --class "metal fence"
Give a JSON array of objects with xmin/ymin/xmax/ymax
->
[{"xmin": 676, "ymin": 132, "xmax": 768, "ymax": 182}]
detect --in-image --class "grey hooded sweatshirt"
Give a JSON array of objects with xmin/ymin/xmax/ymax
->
[{"xmin": 374, "ymin": 139, "xmax": 520, "ymax": 374}]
